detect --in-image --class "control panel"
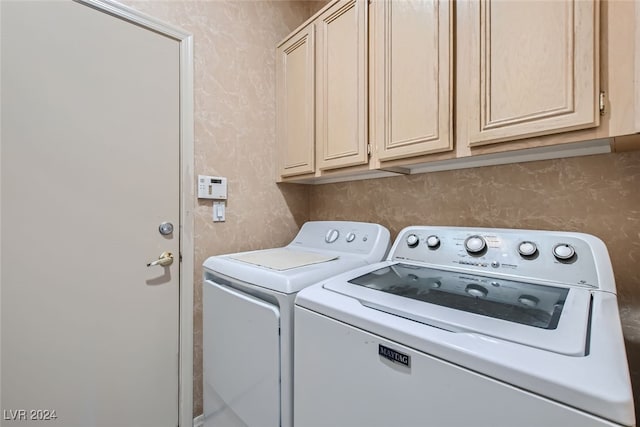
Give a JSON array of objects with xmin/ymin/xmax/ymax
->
[
  {"xmin": 391, "ymin": 226, "xmax": 603, "ymax": 289},
  {"xmin": 198, "ymin": 175, "xmax": 227, "ymax": 200},
  {"xmin": 289, "ymin": 221, "xmax": 390, "ymax": 263}
]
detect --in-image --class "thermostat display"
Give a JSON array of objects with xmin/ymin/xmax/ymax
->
[{"xmin": 198, "ymin": 175, "xmax": 227, "ymax": 199}]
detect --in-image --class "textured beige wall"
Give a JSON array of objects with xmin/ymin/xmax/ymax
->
[
  {"xmin": 121, "ymin": 0, "xmax": 318, "ymax": 415},
  {"xmin": 310, "ymin": 150, "xmax": 640, "ymax": 416}
]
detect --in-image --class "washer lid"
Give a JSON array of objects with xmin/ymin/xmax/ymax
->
[{"xmin": 324, "ymin": 263, "xmax": 592, "ymax": 356}]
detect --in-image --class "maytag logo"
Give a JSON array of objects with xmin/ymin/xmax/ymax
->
[{"xmin": 379, "ymin": 344, "xmax": 410, "ymax": 367}]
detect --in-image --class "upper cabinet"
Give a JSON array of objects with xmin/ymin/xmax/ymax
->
[
  {"xmin": 461, "ymin": 0, "xmax": 599, "ymax": 146},
  {"xmin": 276, "ymin": 24, "xmax": 315, "ymax": 178},
  {"xmin": 370, "ymin": 0, "xmax": 453, "ymax": 161},
  {"xmin": 277, "ymin": 0, "xmax": 638, "ymax": 183},
  {"xmin": 315, "ymin": 0, "xmax": 368, "ymax": 171}
]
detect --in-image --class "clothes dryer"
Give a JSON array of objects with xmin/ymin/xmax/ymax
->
[{"xmin": 202, "ymin": 221, "xmax": 390, "ymax": 427}]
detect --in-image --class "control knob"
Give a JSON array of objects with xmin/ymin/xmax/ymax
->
[
  {"xmin": 518, "ymin": 241, "xmax": 538, "ymax": 257},
  {"xmin": 464, "ymin": 235, "xmax": 486, "ymax": 255},
  {"xmin": 406, "ymin": 234, "xmax": 419, "ymax": 248},
  {"xmin": 518, "ymin": 295, "xmax": 540, "ymax": 308},
  {"xmin": 553, "ymin": 243, "xmax": 575, "ymax": 261},
  {"xmin": 465, "ymin": 284, "xmax": 488, "ymax": 298},
  {"xmin": 426, "ymin": 235, "xmax": 441, "ymax": 249},
  {"xmin": 346, "ymin": 232, "xmax": 356, "ymax": 243},
  {"xmin": 325, "ymin": 229, "xmax": 340, "ymax": 244}
]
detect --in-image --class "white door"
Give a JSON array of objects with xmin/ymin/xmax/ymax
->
[{"xmin": 1, "ymin": 1, "xmax": 181, "ymax": 426}]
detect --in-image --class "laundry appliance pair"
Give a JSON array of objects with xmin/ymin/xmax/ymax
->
[{"xmin": 203, "ymin": 222, "xmax": 635, "ymax": 427}]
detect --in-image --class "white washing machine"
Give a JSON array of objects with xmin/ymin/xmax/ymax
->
[
  {"xmin": 202, "ymin": 221, "xmax": 390, "ymax": 427},
  {"xmin": 294, "ymin": 226, "xmax": 635, "ymax": 427}
]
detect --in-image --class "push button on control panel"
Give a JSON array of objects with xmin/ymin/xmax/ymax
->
[{"xmin": 459, "ymin": 260, "xmax": 488, "ymax": 268}]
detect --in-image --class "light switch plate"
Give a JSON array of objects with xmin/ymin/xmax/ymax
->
[{"xmin": 213, "ymin": 201, "xmax": 225, "ymax": 222}]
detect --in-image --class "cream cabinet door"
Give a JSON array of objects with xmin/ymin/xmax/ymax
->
[
  {"xmin": 371, "ymin": 0, "xmax": 452, "ymax": 162},
  {"xmin": 277, "ymin": 24, "xmax": 315, "ymax": 177},
  {"xmin": 463, "ymin": 0, "xmax": 599, "ymax": 146},
  {"xmin": 316, "ymin": 0, "xmax": 368, "ymax": 171}
]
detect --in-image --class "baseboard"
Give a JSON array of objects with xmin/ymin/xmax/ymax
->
[{"xmin": 193, "ymin": 414, "xmax": 204, "ymax": 427}]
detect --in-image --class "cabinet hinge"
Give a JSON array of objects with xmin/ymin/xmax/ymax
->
[
  {"xmin": 599, "ymin": 91, "xmax": 606, "ymax": 116},
  {"xmin": 367, "ymin": 143, "xmax": 372, "ymax": 155}
]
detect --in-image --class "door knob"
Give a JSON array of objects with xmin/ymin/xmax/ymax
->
[{"xmin": 147, "ymin": 251, "xmax": 173, "ymax": 267}]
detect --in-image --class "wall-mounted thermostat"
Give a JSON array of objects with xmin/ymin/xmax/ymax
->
[{"xmin": 198, "ymin": 175, "xmax": 227, "ymax": 199}]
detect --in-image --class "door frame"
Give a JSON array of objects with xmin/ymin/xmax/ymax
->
[{"xmin": 75, "ymin": 1, "xmax": 195, "ymax": 425}]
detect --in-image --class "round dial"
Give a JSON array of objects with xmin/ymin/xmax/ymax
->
[
  {"xmin": 465, "ymin": 284, "xmax": 488, "ymax": 298},
  {"xmin": 553, "ymin": 243, "xmax": 575, "ymax": 261},
  {"xmin": 518, "ymin": 241, "xmax": 538, "ymax": 257},
  {"xmin": 346, "ymin": 232, "xmax": 356, "ymax": 243},
  {"xmin": 325, "ymin": 229, "xmax": 340, "ymax": 244},
  {"xmin": 406, "ymin": 234, "xmax": 419, "ymax": 248},
  {"xmin": 464, "ymin": 235, "xmax": 486, "ymax": 254},
  {"xmin": 426, "ymin": 235, "xmax": 440, "ymax": 249},
  {"xmin": 518, "ymin": 295, "xmax": 540, "ymax": 308}
]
